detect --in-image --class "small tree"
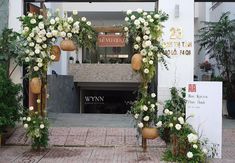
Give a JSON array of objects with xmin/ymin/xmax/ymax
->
[{"xmin": 197, "ymin": 12, "xmax": 235, "ymax": 99}]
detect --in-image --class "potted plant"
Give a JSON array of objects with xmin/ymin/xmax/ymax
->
[{"xmin": 197, "ymin": 12, "xmax": 235, "ymax": 118}]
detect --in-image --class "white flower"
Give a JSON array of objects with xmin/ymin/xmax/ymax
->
[
  {"xmin": 134, "ymin": 44, "xmax": 139, "ymax": 50},
  {"xmin": 193, "ymin": 144, "xmax": 198, "ymax": 149},
  {"xmin": 149, "ymin": 19, "xmax": 154, "ymax": 23},
  {"xmin": 50, "ymin": 19, "xmax": 56, "ymax": 25},
  {"xmin": 67, "ymin": 17, "xmax": 74, "ymax": 23},
  {"xmin": 140, "ymin": 49, "xmax": 147, "ymax": 56},
  {"xmin": 35, "ymin": 49, "xmax": 40, "ymax": 54},
  {"xmin": 37, "ymin": 99, "xmax": 41, "ymax": 103},
  {"xmin": 147, "ymin": 15, "xmax": 152, "ymax": 19},
  {"xmin": 30, "ymin": 19, "xmax": 36, "ymax": 24},
  {"xmin": 150, "ymin": 104, "xmax": 155, "ymax": 108},
  {"xmin": 187, "ymin": 152, "xmax": 193, "ymax": 158},
  {"xmin": 144, "ymin": 69, "xmax": 149, "ymax": 74},
  {"xmin": 187, "ymin": 133, "xmax": 198, "ymax": 143},
  {"xmin": 138, "ymin": 122, "xmax": 144, "ymax": 128},
  {"xmin": 145, "ymin": 40, "xmax": 152, "ymax": 47},
  {"xmin": 134, "ymin": 114, "xmax": 139, "ymax": 119},
  {"xmin": 33, "ymin": 66, "xmax": 39, "ymax": 71},
  {"xmin": 60, "ymin": 31, "xmax": 66, "ymax": 38},
  {"xmin": 143, "ymin": 12, "xmax": 147, "ymax": 16},
  {"xmin": 36, "ymin": 38, "xmax": 43, "ymax": 43},
  {"xmin": 143, "ymin": 116, "xmax": 150, "ymax": 122},
  {"xmin": 58, "ymin": 25, "xmax": 63, "ymax": 31},
  {"xmin": 29, "ymin": 51, "xmax": 34, "ymax": 56},
  {"xmin": 148, "ymin": 51, "xmax": 153, "ymax": 56},
  {"xmin": 38, "ymin": 15, "xmax": 43, "ymax": 19},
  {"xmin": 38, "ymin": 22, "xmax": 44, "ymax": 29},
  {"xmin": 52, "ymin": 38, "xmax": 56, "ymax": 42},
  {"xmin": 135, "ymin": 36, "xmax": 141, "ymax": 42},
  {"xmin": 126, "ymin": 9, "xmax": 132, "ymax": 15},
  {"xmin": 154, "ymin": 14, "xmax": 160, "ymax": 19},
  {"xmin": 55, "ymin": 8, "xmax": 60, "ymax": 12},
  {"xmin": 125, "ymin": 17, "xmax": 129, "ymax": 21},
  {"xmin": 156, "ymin": 121, "xmax": 162, "ymax": 128},
  {"xmin": 145, "ymin": 30, "xmax": 150, "ymax": 35},
  {"xmin": 67, "ymin": 33, "xmax": 72, "ymax": 38},
  {"xmin": 130, "ymin": 15, "xmax": 136, "ymax": 20},
  {"xmin": 52, "ymin": 30, "xmax": 58, "ymax": 36},
  {"xmin": 22, "ymin": 117, "xmax": 26, "ymax": 121},
  {"xmin": 38, "ymin": 62, "xmax": 43, "ymax": 68},
  {"xmin": 40, "ymin": 124, "xmax": 45, "ymax": 129},
  {"xmin": 29, "ymin": 106, "xmax": 34, "ymax": 111},
  {"xmin": 28, "ymin": 13, "xmax": 33, "ymax": 17},
  {"xmin": 72, "ymin": 10, "xmax": 78, "ymax": 15},
  {"xmin": 46, "ymin": 32, "xmax": 52, "ymax": 38},
  {"xmin": 149, "ymin": 60, "xmax": 153, "ymax": 65},
  {"xmin": 175, "ymin": 124, "xmax": 181, "ymax": 130},
  {"xmin": 27, "ymin": 117, "xmax": 31, "ymax": 122},
  {"xmin": 143, "ymin": 35, "xmax": 149, "ymax": 40},
  {"xmin": 29, "ymin": 33, "xmax": 34, "ymax": 38},
  {"xmin": 151, "ymin": 93, "xmax": 156, "ymax": 98},
  {"xmin": 202, "ymin": 148, "xmax": 208, "ymax": 154},
  {"xmin": 55, "ymin": 17, "xmax": 60, "ymax": 22},
  {"xmin": 25, "ymin": 57, "xmax": 30, "ymax": 62},
  {"xmin": 24, "ymin": 123, "xmax": 28, "ymax": 128},
  {"xmin": 124, "ymin": 27, "xmax": 128, "ymax": 32},
  {"xmin": 169, "ymin": 111, "xmax": 173, "ymax": 115},
  {"xmin": 136, "ymin": 8, "xmax": 143, "ymax": 13},
  {"xmin": 144, "ymin": 22, "xmax": 149, "ymax": 26},
  {"xmin": 142, "ymin": 105, "xmax": 148, "ymax": 111},
  {"xmin": 178, "ymin": 117, "xmax": 184, "ymax": 124},
  {"xmin": 50, "ymin": 55, "xmax": 56, "ymax": 60},
  {"xmin": 81, "ymin": 17, "xmax": 87, "ymax": 22},
  {"xmin": 42, "ymin": 44, "xmax": 47, "ymax": 49},
  {"xmin": 134, "ymin": 20, "xmax": 140, "ymax": 26},
  {"xmin": 142, "ymin": 58, "xmax": 147, "ymax": 63},
  {"xmin": 86, "ymin": 21, "xmax": 91, "ymax": 26},
  {"xmin": 164, "ymin": 109, "xmax": 170, "ymax": 114},
  {"xmin": 169, "ymin": 123, "xmax": 173, "ymax": 128},
  {"xmin": 24, "ymin": 27, "xmax": 29, "ymax": 32}
]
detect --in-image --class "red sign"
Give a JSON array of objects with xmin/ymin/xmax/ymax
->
[{"xmin": 98, "ymin": 34, "xmax": 125, "ymax": 47}]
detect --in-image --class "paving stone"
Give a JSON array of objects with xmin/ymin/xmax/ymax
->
[
  {"xmin": 13, "ymin": 149, "xmax": 48, "ymax": 163},
  {"xmin": 85, "ymin": 135, "xmax": 105, "ymax": 146},
  {"xmin": 49, "ymin": 135, "xmax": 68, "ymax": 146},
  {"xmin": 125, "ymin": 136, "xmax": 138, "ymax": 146},
  {"xmin": 105, "ymin": 136, "xmax": 124, "ymax": 146},
  {"xmin": 106, "ymin": 128, "xmax": 125, "ymax": 136},
  {"xmin": 87, "ymin": 128, "xmax": 106, "ymax": 136},
  {"xmin": 69, "ymin": 127, "xmax": 88, "ymax": 136},
  {"xmin": 5, "ymin": 132, "xmax": 27, "ymax": 145},
  {"xmin": 113, "ymin": 147, "xmax": 138, "ymax": 162},
  {"xmin": 124, "ymin": 128, "xmax": 137, "ymax": 136},
  {"xmin": 0, "ymin": 146, "xmax": 28, "ymax": 163},
  {"xmin": 65, "ymin": 135, "xmax": 86, "ymax": 146},
  {"xmin": 88, "ymin": 147, "xmax": 115, "ymax": 162},
  {"xmin": 51, "ymin": 127, "xmax": 70, "ymax": 136}
]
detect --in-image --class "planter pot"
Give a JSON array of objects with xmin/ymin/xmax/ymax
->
[
  {"xmin": 131, "ymin": 53, "xmax": 142, "ymax": 71},
  {"xmin": 60, "ymin": 39, "xmax": 76, "ymax": 51},
  {"xmin": 227, "ymin": 100, "xmax": 235, "ymax": 119},
  {"xmin": 142, "ymin": 127, "xmax": 159, "ymax": 139},
  {"xmin": 50, "ymin": 45, "xmax": 61, "ymax": 62},
  {"xmin": 30, "ymin": 77, "xmax": 42, "ymax": 94},
  {"xmin": 171, "ymin": 134, "xmax": 188, "ymax": 156}
]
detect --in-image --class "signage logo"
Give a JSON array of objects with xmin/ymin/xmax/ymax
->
[
  {"xmin": 170, "ymin": 27, "xmax": 183, "ymax": 39},
  {"xmin": 98, "ymin": 34, "xmax": 125, "ymax": 47},
  {"xmin": 84, "ymin": 96, "xmax": 105, "ymax": 104},
  {"xmin": 188, "ymin": 84, "xmax": 196, "ymax": 92}
]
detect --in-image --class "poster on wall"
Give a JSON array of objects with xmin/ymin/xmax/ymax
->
[{"xmin": 186, "ymin": 81, "xmax": 222, "ymax": 158}]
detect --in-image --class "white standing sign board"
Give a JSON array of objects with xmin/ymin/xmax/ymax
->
[{"xmin": 186, "ymin": 82, "xmax": 222, "ymax": 158}]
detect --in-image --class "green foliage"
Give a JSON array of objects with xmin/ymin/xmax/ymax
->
[
  {"xmin": 22, "ymin": 108, "xmax": 49, "ymax": 150},
  {"xmin": 0, "ymin": 65, "xmax": 22, "ymax": 134},
  {"xmin": 196, "ymin": 12, "xmax": 235, "ymax": 99}
]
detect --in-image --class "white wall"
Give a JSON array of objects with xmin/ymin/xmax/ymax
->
[{"xmin": 8, "ymin": 0, "xmax": 23, "ymax": 84}]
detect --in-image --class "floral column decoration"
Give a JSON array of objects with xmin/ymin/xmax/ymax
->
[
  {"xmin": 123, "ymin": 8, "xmax": 168, "ymax": 150},
  {"xmin": 17, "ymin": 9, "xmax": 96, "ymax": 150}
]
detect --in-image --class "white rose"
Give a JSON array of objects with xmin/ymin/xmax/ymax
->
[
  {"xmin": 38, "ymin": 62, "xmax": 43, "ymax": 68},
  {"xmin": 25, "ymin": 57, "xmax": 30, "ymax": 62},
  {"xmin": 156, "ymin": 121, "xmax": 162, "ymax": 128},
  {"xmin": 169, "ymin": 111, "xmax": 173, "ymax": 115},
  {"xmin": 142, "ymin": 58, "xmax": 147, "ymax": 63},
  {"xmin": 33, "ymin": 66, "xmax": 39, "ymax": 71},
  {"xmin": 145, "ymin": 30, "xmax": 150, "ymax": 35},
  {"xmin": 67, "ymin": 17, "xmax": 74, "ymax": 23},
  {"xmin": 147, "ymin": 15, "xmax": 152, "ymax": 19},
  {"xmin": 72, "ymin": 10, "xmax": 78, "ymax": 15},
  {"xmin": 38, "ymin": 15, "xmax": 43, "ymax": 19},
  {"xmin": 125, "ymin": 17, "xmax": 129, "ymax": 22},
  {"xmin": 24, "ymin": 123, "xmax": 28, "ymax": 128},
  {"xmin": 142, "ymin": 105, "xmax": 148, "ymax": 111},
  {"xmin": 36, "ymin": 38, "xmax": 42, "ymax": 43},
  {"xmin": 175, "ymin": 124, "xmax": 182, "ymax": 130},
  {"xmin": 50, "ymin": 19, "xmax": 56, "ymax": 25},
  {"xmin": 60, "ymin": 31, "xmax": 66, "ymax": 38},
  {"xmin": 143, "ymin": 12, "xmax": 147, "ymax": 16},
  {"xmin": 136, "ymin": 8, "xmax": 143, "ymax": 13},
  {"xmin": 50, "ymin": 55, "xmax": 56, "ymax": 60},
  {"xmin": 149, "ymin": 19, "xmax": 154, "ymax": 23},
  {"xmin": 134, "ymin": 20, "xmax": 140, "ymax": 26},
  {"xmin": 42, "ymin": 44, "xmax": 47, "ymax": 49},
  {"xmin": 143, "ymin": 35, "xmax": 149, "ymax": 40},
  {"xmin": 148, "ymin": 51, "xmax": 153, "ymax": 56},
  {"xmin": 29, "ymin": 106, "xmax": 34, "ymax": 111},
  {"xmin": 151, "ymin": 104, "xmax": 155, "ymax": 108},
  {"xmin": 58, "ymin": 25, "xmax": 63, "ymax": 31},
  {"xmin": 193, "ymin": 144, "xmax": 198, "ymax": 149},
  {"xmin": 143, "ymin": 116, "xmax": 149, "ymax": 122},
  {"xmin": 140, "ymin": 49, "xmax": 147, "ymax": 56},
  {"xmin": 28, "ymin": 13, "xmax": 33, "ymax": 17},
  {"xmin": 22, "ymin": 117, "xmax": 26, "ymax": 121},
  {"xmin": 67, "ymin": 33, "xmax": 72, "ymax": 38},
  {"xmin": 134, "ymin": 44, "xmax": 139, "ymax": 50},
  {"xmin": 52, "ymin": 30, "xmax": 58, "ymax": 36},
  {"xmin": 86, "ymin": 21, "xmax": 91, "ymax": 26},
  {"xmin": 178, "ymin": 117, "xmax": 184, "ymax": 124},
  {"xmin": 29, "ymin": 33, "xmax": 34, "ymax": 38},
  {"xmin": 187, "ymin": 152, "xmax": 193, "ymax": 158},
  {"xmin": 145, "ymin": 40, "xmax": 152, "ymax": 47},
  {"xmin": 164, "ymin": 109, "xmax": 170, "ymax": 114},
  {"xmin": 30, "ymin": 19, "xmax": 36, "ymax": 24},
  {"xmin": 144, "ymin": 22, "xmax": 149, "ymax": 27},
  {"xmin": 154, "ymin": 14, "xmax": 160, "ymax": 19},
  {"xmin": 124, "ymin": 27, "xmax": 128, "ymax": 32},
  {"xmin": 151, "ymin": 93, "xmax": 156, "ymax": 98},
  {"xmin": 29, "ymin": 51, "xmax": 34, "ymax": 56},
  {"xmin": 24, "ymin": 27, "xmax": 29, "ymax": 32},
  {"xmin": 35, "ymin": 49, "xmax": 40, "ymax": 54},
  {"xmin": 55, "ymin": 17, "xmax": 60, "ymax": 22},
  {"xmin": 138, "ymin": 122, "xmax": 144, "ymax": 128},
  {"xmin": 126, "ymin": 9, "xmax": 132, "ymax": 15},
  {"xmin": 187, "ymin": 133, "xmax": 198, "ymax": 143},
  {"xmin": 134, "ymin": 114, "xmax": 139, "ymax": 119},
  {"xmin": 144, "ymin": 69, "xmax": 149, "ymax": 74},
  {"xmin": 149, "ymin": 60, "xmax": 153, "ymax": 65},
  {"xmin": 38, "ymin": 22, "xmax": 44, "ymax": 29},
  {"xmin": 37, "ymin": 99, "xmax": 41, "ymax": 103},
  {"xmin": 26, "ymin": 38, "xmax": 31, "ymax": 43},
  {"xmin": 81, "ymin": 17, "xmax": 87, "ymax": 21},
  {"xmin": 40, "ymin": 124, "xmax": 45, "ymax": 129},
  {"xmin": 27, "ymin": 117, "xmax": 31, "ymax": 122},
  {"xmin": 46, "ymin": 32, "xmax": 52, "ymax": 38},
  {"xmin": 52, "ymin": 38, "xmax": 56, "ymax": 42},
  {"xmin": 135, "ymin": 36, "xmax": 141, "ymax": 42},
  {"xmin": 25, "ymin": 49, "xmax": 30, "ymax": 54},
  {"xmin": 130, "ymin": 15, "xmax": 136, "ymax": 20},
  {"xmin": 169, "ymin": 123, "xmax": 173, "ymax": 128}
]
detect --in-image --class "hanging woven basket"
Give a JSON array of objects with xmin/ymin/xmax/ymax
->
[
  {"xmin": 30, "ymin": 77, "xmax": 42, "ymax": 94},
  {"xmin": 131, "ymin": 53, "xmax": 142, "ymax": 71},
  {"xmin": 60, "ymin": 39, "xmax": 76, "ymax": 51},
  {"xmin": 50, "ymin": 45, "xmax": 61, "ymax": 62},
  {"xmin": 142, "ymin": 127, "xmax": 159, "ymax": 139}
]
